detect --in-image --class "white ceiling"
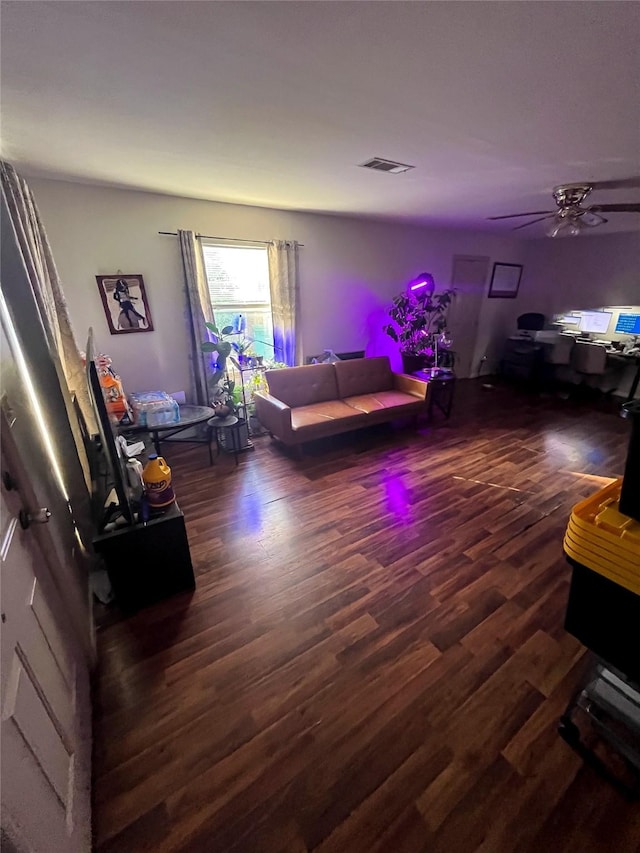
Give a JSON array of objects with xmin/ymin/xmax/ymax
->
[{"xmin": 2, "ymin": 1, "xmax": 639, "ymax": 234}]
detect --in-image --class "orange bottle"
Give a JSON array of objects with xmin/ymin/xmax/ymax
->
[{"xmin": 97, "ymin": 354, "xmax": 130, "ymax": 424}]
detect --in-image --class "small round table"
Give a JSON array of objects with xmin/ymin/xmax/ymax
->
[
  {"xmin": 207, "ymin": 415, "xmax": 247, "ymax": 466},
  {"xmin": 119, "ymin": 404, "xmax": 215, "ymax": 456}
]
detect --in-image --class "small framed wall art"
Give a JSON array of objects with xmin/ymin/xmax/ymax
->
[
  {"xmin": 96, "ymin": 274, "xmax": 154, "ymax": 334},
  {"xmin": 488, "ymin": 262, "xmax": 523, "ymax": 299}
]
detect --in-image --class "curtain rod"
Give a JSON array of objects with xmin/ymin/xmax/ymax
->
[{"xmin": 159, "ymin": 231, "xmax": 304, "ymax": 246}]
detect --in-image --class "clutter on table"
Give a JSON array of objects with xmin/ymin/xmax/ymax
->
[{"xmin": 128, "ymin": 391, "xmax": 180, "ymax": 427}]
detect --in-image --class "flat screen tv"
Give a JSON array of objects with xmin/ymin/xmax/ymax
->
[{"xmin": 86, "ymin": 329, "xmax": 133, "ymax": 528}]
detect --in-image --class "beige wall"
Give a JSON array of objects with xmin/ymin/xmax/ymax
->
[
  {"xmin": 30, "ymin": 178, "xmax": 525, "ymax": 394},
  {"xmin": 520, "ymin": 231, "xmax": 640, "ymax": 319}
]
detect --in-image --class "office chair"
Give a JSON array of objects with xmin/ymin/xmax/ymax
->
[
  {"xmin": 500, "ymin": 313, "xmax": 546, "ymax": 383},
  {"xmin": 517, "ymin": 312, "xmax": 546, "ymax": 333}
]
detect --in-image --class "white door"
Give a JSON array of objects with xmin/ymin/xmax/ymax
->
[
  {"xmin": 0, "ymin": 434, "xmax": 92, "ymax": 853},
  {"xmin": 1, "ymin": 182, "xmax": 93, "ymax": 851},
  {"xmin": 446, "ymin": 255, "xmax": 490, "ymax": 378}
]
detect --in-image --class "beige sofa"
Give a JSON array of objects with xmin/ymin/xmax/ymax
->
[{"xmin": 254, "ymin": 356, "xmax": 429, "ymax": 449}]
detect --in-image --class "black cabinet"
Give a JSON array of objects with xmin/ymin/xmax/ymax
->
[
  {"xmin": 92, "ymin": 503, "xmax": 195, "ymax": 611},
  {"xmin": 565, "ymin": 560, "xmax": 640, "ymax": 685},
  {"xmin": 500, "ymin": 338, "xmax": 544, "ymax": 382}
]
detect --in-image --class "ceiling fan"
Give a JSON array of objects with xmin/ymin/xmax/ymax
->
[{"xmin": 488, "ymin": 179, "xmax": 640, "ymax": 237}]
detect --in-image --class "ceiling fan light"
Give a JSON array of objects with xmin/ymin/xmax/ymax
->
[{"xmin": 546, "ymin": 217, "xmax": 582, "ymax": 238}]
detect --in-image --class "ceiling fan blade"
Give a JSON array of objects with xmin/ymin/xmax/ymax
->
[
  {"xmin": 590, "ymin": 177, "xmax": 640, "ymax": 191},
  {"xmin": 580, "ymin": 210, "xmax": 608, "ymax": 227},
  {"xmin": 488, "ymin": 211, "xmax": 554, "ymax": 220},
  {"xmin": 590, "ymin": 203, "xmax": 640, "ymax": 213},
  {"xmin": 512, "ymin": 215, "xmax": 555, "ymax": 231}
]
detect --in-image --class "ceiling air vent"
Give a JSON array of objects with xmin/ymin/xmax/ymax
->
[{"xmin": 359, "ymin": 157, "xmax": 414, "ymax": 175}]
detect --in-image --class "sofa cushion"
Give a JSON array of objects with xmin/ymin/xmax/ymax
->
[
  {"xmin": 342, "ymin": 390, "xmax": 421, "ymax": 414},
  {"xmin": 334, "ymin": 356, "xmax": 393, "ymax": 399},
  {"xmin": 265, "ymin": 363, "xmax": 338, "ymax": 408},
  {"xmin": 291, "ymin": 400, "xmax": 365, "ymax": 432}
]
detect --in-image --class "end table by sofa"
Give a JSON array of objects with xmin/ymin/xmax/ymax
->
[{"xmin": 414, "ymin": 370, "xmax": 456, "ymax": 420}]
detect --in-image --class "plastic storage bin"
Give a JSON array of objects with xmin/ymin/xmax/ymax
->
[
  {"xmin": 563, "ymin": 479, "xmax": 640, "ymax": 683},
  {"xmin": 563, "ymin": 479, "xmax": 640, "ymax": 594}
]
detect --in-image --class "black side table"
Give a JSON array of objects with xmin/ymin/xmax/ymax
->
[
  {"xmin": 414, "ymin": 370, "xmax": 456, "ymax": 420},
  {"xmin": 207, "ymin": 416, "xmax": 253, "ymax": 466}
]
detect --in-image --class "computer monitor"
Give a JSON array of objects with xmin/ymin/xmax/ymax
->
[
  {"xmin": 579, "ymin": 311, "xmax": 612, "ymax": 334},
  {"xmin": 615, "ymin": 313, "xmax": 640, "ymax": 335},
  {"xmin": 559, "ymin": 314, "xmax": 581, "ymax": 325}
]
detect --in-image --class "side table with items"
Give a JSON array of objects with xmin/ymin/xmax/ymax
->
[
  {"xmin": 207, "ymin": 413, "xmax": 253, "ymax": 467},
  {"xmin": 413, "ymin": 369, "xmax": 456, "ymax": 421},
  {"xmin": 118, "ymin": 403, "xmax": 216, "ymax": 457}
]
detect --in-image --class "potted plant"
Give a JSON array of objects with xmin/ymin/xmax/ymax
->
[
  {"xmin": 200, "ymin": 322, "xmax": 243, "ymax": 417},
  {"xmin": 383, "ymin": 285, "xmax": 455, "ymax": 374}
]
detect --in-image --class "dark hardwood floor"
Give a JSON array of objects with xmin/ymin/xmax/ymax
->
[{"xmin": 93, "ymin": 381, "xmax": 640, "ymax": 852}]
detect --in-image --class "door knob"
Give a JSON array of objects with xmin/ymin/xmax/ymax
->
[{"xmin": 19, "ymin": 507, "xmax": 52, "ymax": 529}]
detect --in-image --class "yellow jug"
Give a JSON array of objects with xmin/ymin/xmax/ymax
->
[{"xmin": 142, "ymin": 454, "xmax": 175, "ymax": 509}]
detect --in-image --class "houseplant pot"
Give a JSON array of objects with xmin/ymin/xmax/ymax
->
[{"xmin": 401, "ymin": 352, "xmax": 433, "ymax": 374}]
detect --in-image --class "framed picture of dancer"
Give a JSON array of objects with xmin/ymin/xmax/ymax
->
[{"xmin": 96, "ymin": 274, "xmax": 154, "ymax": 334}]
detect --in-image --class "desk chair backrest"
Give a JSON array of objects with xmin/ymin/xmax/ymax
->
[{"xmin": 517, "ymin": 312, "xmax": 545, "ymax": 332}]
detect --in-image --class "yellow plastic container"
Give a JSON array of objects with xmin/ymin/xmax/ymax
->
[
  {"xmin": 563, "ymin": 479, "xmax": 640, "ymax": 595},
  {"xmin": 142, "ymin": 454, "xmax": 175, "ymax": 509}
]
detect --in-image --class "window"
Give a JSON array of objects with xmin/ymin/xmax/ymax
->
[{"xmin": 201, "ymin": 242, "xmax": 273, "ymax": 360}]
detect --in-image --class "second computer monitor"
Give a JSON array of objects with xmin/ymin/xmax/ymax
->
[
  {"xmin": 579, "ymin": 311, "xmax": 612, "ymax": 335},
  {"xmin": 615, "ymin": 313, "xmax": 640, "ymax": 335}
]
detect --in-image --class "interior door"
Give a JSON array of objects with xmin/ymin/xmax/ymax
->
[
  {"xmin": 446, "ymin": 255, "xmax": 490, "ymax": 378},
  {"xmin": 0, "ymin": 432, "xmax": 92, "ymax": 853},
  {"xmin": 1, "ymin": 191, "xmax": 93, "ymax": 850}
]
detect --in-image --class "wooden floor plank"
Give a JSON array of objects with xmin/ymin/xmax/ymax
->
[{"xmin": 93, "ymin": 382, "xmax": 640, "ymax": 852}]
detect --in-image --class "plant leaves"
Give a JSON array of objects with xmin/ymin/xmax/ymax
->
[
  {"xmin": 221, "ymin": 325, "xmax": 234, "ymax": 335},
  {"xmin": 385, "ymin": 326, "xmax": 399, "ymax": 343},
  {"xmin": 205, "ymin": 322, "xmax": 220, "ymax": 334},
  {"xmin": 201, "ymin": 342, "xmax": 219, "ymax": 352}
]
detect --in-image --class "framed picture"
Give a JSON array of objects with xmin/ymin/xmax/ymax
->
[
  {"xmin": 488, "ymin": 262, "xmax": 523, "ymax": 299},
  {"xmin": 96, "ymin": 274, "xmax": 154, "ymax": 334}
]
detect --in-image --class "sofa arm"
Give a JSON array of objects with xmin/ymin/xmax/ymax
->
[
  {"xmin": 254, "ymin": 391, "xmax": 293, "ymax": 441},
  {"xmin": 393, "ymin": 372, "xmax": 429, "ymax": 400}
]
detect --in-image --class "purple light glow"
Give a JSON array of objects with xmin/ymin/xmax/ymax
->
[{"xmin": 382, "ymin": 470, "xmax": 414, "ymax": 524}]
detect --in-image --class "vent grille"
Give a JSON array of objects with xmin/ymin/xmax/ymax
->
[{"xmin": 359, "ymin": 157, "xmax": 414, "ymax": 175}]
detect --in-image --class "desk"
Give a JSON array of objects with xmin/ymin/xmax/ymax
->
[{"xmin": 119, "ymin": 404, "xmax": 215, "ymax": 456}]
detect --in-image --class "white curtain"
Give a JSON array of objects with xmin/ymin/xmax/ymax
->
[
  {"xmin": 268, "ymin": 240, "xmax": 301, "ymax": 366},
  {"xmin": 178, "ymin": 229, "xmax": 214, "ymax": 405},
  {"xmin": 0, "ymin": 161, "xmax": 95, "ymax": 431}
]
